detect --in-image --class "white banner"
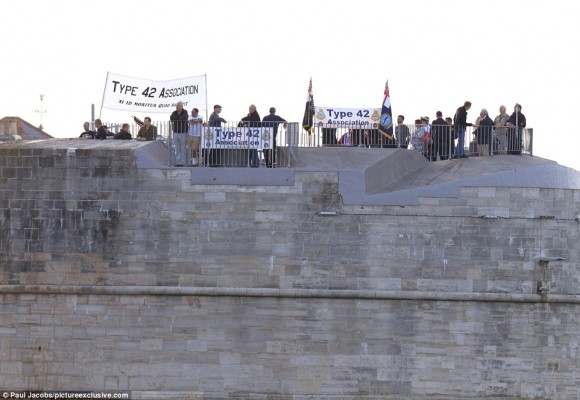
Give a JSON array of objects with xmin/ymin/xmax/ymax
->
[
  {"xmin": 202, "ymin": 127, "xmax": 273, "ymax": 149},
  {"xmin": 101, "ymin": 72, "xmax": 206, "ymax": 114},
  {"xmin": 314, "ymin": 106, "xmax": 382, "ymax": 127}
]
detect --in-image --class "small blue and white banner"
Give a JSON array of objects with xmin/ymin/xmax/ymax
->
[
  {"xmin": 202, "ymin": 127, "xmax": 273, "ymax": 149},
  {"xmin": 101, "ymin": 72, "xmax": 206, "ymax": 114},
  {"xmin": 314, "ymin": 106, "xmax": 381, "ymax": 127}
]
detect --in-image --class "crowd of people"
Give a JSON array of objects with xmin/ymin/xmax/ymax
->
[
  {"xmin": 79, "ymin": 117, "xmax": 158, "ymax": 141},
  {"xmin": 334, "ymin": 102, "xmax": 527, "ymax": 161},
  {"xmin": 78, "ymin": 101, "xmax": 526, "ymax": 166},
  {"xmin": 80, "ymin": 102, "xmax": 287, "ymax": 167},
  {"xmin": 168, "ymin": 102, "xmax": 287, "ymax": 167}
]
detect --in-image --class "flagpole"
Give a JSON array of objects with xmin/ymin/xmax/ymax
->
[
  {"xmin": 204, "ymin": 74, "xmax": 209, "ymax": 122},
  {"xmin": 98, "ymin": 72, "xmax": 109, "ymax": 120}
]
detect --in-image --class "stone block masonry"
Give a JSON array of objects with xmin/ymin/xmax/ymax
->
[{"xmin": 1, "ymin": 140, "xmax": 580, "ymax": 399}]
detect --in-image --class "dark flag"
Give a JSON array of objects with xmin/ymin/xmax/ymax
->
[
  {"xmin": 302, "ymin": 78, "xmax": 314, "ymax": 134},
  {"xmin": 132, "ymin": 115, "xmax": 144, "ymax": 127},
  {"xmin": 378, "ymin": 80, "xmax": 394, "ymax": 140}
]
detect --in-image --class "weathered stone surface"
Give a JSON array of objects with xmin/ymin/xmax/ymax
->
[{"xmin": 1, "ymin": 140, "xmax": 580, "ymax": 398}]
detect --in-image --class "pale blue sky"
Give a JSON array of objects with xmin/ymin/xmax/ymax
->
[{"xmin": 1, "ymin": 0, "xmax": 579, "ymax": 170}]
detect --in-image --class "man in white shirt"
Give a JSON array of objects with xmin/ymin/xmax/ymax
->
[{"xmin": 187, "ymin": 108, "xmax": 203, "ymax": 166}]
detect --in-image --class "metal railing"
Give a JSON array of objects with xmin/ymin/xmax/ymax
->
[
  {"xmin": 294, "ymin": 122, "xmax": 533, "ymax": 160},
  {"xmin": 91, "ymin": 121, "xmax": 533, "ymax": 167}
]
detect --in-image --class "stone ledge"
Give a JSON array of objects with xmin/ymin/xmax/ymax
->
[{"xmin": 2, "ymin": 285, "xmax": 579, "ymax": 304}]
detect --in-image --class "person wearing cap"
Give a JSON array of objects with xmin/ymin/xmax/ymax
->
[
  {"xmin": 207, "ymin": 104, "xmax": 227, "ymax": 166},
  {"xmin": 451, "ymin": 101, "xmax": 472, "ymax": 158},
  {"xmin": 209, "ymin": 104, "xmax": 227, "ymax": 127}
]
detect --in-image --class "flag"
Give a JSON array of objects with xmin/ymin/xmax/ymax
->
[
  {"xmin": 302, "ymin": 78, "xmax": 314, "ymax": 134},
  {"xmin": 378, "ymin": 80, "xmax": 394, "ymax": 140},
  {"xmin": 132, "ymin": 116, "xmax": 144, "ymax": 127}
]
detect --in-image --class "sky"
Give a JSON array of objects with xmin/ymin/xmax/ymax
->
[{"xmin": 1, "ymin": 0, "xmax": 580, "ymax": 170}]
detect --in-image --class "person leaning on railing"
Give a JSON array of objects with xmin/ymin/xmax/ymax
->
[{"xmin": 136, "ymin": 117, "xmax": 157, "ymax": 141}]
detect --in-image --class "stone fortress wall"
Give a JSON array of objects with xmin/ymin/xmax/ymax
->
[{"xmin": 1, "ymin": 140, "xmax": 580, "ymax": 399}]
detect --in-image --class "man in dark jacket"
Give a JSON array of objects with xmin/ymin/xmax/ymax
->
[
  {"xmin": 94, "ymin": 119, "xmax": 108, "ymax": 140},
  {"xmin": 262, "ymin": 107, "xmax": 287, "ymax": 167},
  {"xmin": 473, "ymin": 109, "xmax": 495, "ymax": 156},
  {"xmin": 506, "ymin": 103, "xmax": 526, "ymax": 155},
  {"xmin": 240, "ymin": 104, "xmax": 261, "ymax": 167},
  {"xmin": 451, "ymin": 101, "xmax": 472, "ymax": 158},
  {"xmin": 395, "ymin": 115, "xmax": 410, "ymax": 148},
  {"xmin": 431, "ymin": 111, "xmax": 449, "ymax": 160},
  {"xmin": 114, "ymin": 123, "xmax": 132, "ymax": 140}
]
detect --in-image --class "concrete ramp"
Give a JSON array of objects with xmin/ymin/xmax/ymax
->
[
  {"xmin": 131, "ymin": 143, "xmax": 580, "ymax": 205},
  {"xmin": 288, "ymin": 147, "xmax": 580, "ymax": 205},
  {"xmin": 134, "ymin": 140, "xmax": 170, "ymax": 168}
]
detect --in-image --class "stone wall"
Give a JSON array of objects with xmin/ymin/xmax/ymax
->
[{"xmin": 1, "ymin": 142, "xmax": 580, "ymax": 399}]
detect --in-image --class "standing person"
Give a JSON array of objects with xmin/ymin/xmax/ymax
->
[
  {"xmin": 395, "ymin": 115, "xmax": 410, "ymax": 148},
  {"xmin": 207, "ymin": 104, "xmax": 227, "ymax": 166},
  {"xmin": 506, "ymin": 103, "xmax": 526, "ymax": 155},
  {"xmin": 170, "ymin": 101, "xmax": 189, "ymax": 166},
  {"xmin": 451, "ymin": 101, "xmax": 472, "ymax": 158},
  {"xmin": 431, "ymin": 111, "xmax": 449, "ymax": 160},
  {"xmin": 209, "ymin": 104, "xmax": 226, "ymax": 127},
  {"xmin": 494, "ymin": 105, "xmax": 510, "ymax": 154},
  {"xmin": 240, "ymin": 104, "xmax": 261, "ymax": 167},
  {"xmin": 409, "ymin": 119, "xmax": 423, "ymax": 153},
  {"xmin": 94, "ymin": 119, "xmax": 107, "ymax": 140},
  {"xmin": 445, "ymin": 117, "xmax": 455, "ymax": 157},
  {"xmin": 419, "ymin": 116, "xmax": 433, "ymax": 161},
  {"xmin": 473, "ymin": 109, "xmax": 495, "ymax": 156},
  {"xmin": 79, "ymin": 122, "xmax": 95, "ymax": 139},
  {"xmin": 262, "ymin": 107, "xmax": 287, "ymax": 168},
  {"xmin": 136, "ymin": 117, "xmax": 157, "ymax": 141},
  {"xmin": 114, "ymin": 123, "xmax": 132, "ymax": 140},
  {"xmin": 187, "ymin": 108, "xmax": 203, "ymax": 166}
]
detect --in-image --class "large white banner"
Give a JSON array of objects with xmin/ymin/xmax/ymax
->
[
  {"xmin": 202, "ymin": 127, "xmax": 272, "ymax": 149},
  {"xmin": 314, "ymin": 106, "xmax": 381, "ymax": 127},
  {"xmin": 101, "ymin": 72, "xmax": 207, "ymax": 114}
]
